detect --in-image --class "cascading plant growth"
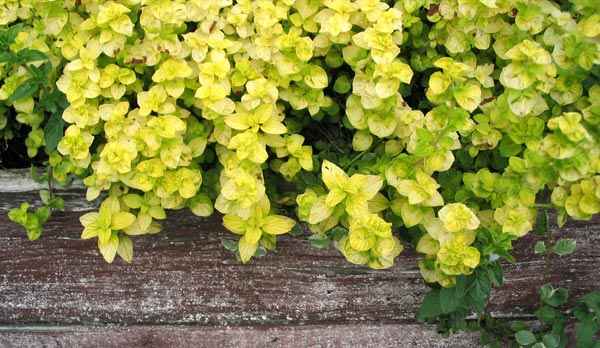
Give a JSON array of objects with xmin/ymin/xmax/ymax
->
[{"xmin": 2, "ymin": 0, "xmax": 600, "ymax": 335}]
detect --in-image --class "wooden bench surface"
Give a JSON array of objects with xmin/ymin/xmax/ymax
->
[{"xmin": 0, "ymin": 170, "xmax": 598, "ymax": 347}]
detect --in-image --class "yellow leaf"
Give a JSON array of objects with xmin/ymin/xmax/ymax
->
[
  {"xmin": 260, "ymin": 118, "xmax": 288, "ymax": 134},
  {"xmin": 355, "ymin": 174, "xmax": 384, "ymax": 201},
  {"xmin": 117, "ymin": 234, "xmax": 133, "ymax": 263},
  {"xmin": 429, "ymin": 71, "xmax": 451, "ymax": 95},
  {"xmin": 262, "ymin": 215, "xmax": 296, "ymax": 235},
  {"xmin": 110, "ymin": 212, "xmax": 136, "ymax": 230},
  {"xmin": 79, "ymin": 212, "xmax": 99, "ymax": 228},
  {"xmin": 308, "ymin": 196, "xmax": 335, "ymax": 224},
  {"xmin": 453, "ymin": 84, "xmax": 482, "ymax": 112},
  {"xmin": 303, "ymin": 65, "xmax": 328, "ymax": 89},
  {"xmin": 348, "ymin": 227, "xmax": 376, "ymax": 251},
  {"xmin": 416, "ymin": 234, "xmax": 440, "ymax": 255},
  {"xmin": 238, "ymin": 235, "xmax": 258, "ymax": 263},
  {"xmin": 345, "ymin": 197, "xmax": 369, "ymax": 217},
  {"xmin": 321, "ymin": 160, "xmax": 348, "ymax": 191},
  {"xmin": 325, "ymin": 188, "xmax": 346, "ymax": 207},
  {"xmin": 222, "ymin": 214, "xmax": 247, "ymax": 235},
  {"xmin": 98, "ymin": 232, "xmax": 119, "ymax": 263}
]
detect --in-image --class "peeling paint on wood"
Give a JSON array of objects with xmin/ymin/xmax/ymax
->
[{"xmin": 0, "ymin": 170, "xmax": 598, "ymax": 347}]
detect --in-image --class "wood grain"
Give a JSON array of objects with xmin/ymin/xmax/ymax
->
[
  {"xmin": 0, "ymin": 169, "xmax": 598, "ymax": 347},
  {"xmin": 0, "ymin": 324, "xmax": 481, "ymax": 348}
]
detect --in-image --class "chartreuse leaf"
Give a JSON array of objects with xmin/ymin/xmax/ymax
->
[
  {"xmin": 238, "ymin": 235, "xmax": 258, "ymax": 263},
  {"xmin": 262, "ymin": 215, "xmax": 296, "ymax": 235},
  {"xmin": 98, "ymin": 232, "xmax": 119, "ymax": 263},
  {"xmin": 117, "ymin": 234, "xmax": 133, "ymax": 263}
]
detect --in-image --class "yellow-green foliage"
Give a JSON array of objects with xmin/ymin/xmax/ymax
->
[{"xmin": 2, "ymin": 0, "xmax": 600, "ymax": 288}]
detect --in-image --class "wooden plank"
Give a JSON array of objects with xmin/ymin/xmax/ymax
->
[
  {"xmin": 1, "ymin": 208, "xmax": 599, "ymax": 326},
  {"xmin": 1, "ymin": 169, "xmax": 599, "ymax": 347},
  {"xmin": 0, "ymin": 324, "xmax": 481, "ymax": 348},
  {"xmin": 0, "ymin": 210, "xmax": 433, "ymax": 325}
]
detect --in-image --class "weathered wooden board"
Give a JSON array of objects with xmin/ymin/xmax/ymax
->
[
  {"xmin": 0, "ymin": 170, "xmax": 598, "ymax": 347},
  {"xmin": 0, "ymin": 324, "xmax": 481, "ymax": 348}
]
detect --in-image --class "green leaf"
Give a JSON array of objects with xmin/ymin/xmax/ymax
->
[
  {"xmin": 330, "ymin": 226, "xmax": 348, "ymax": 241},
  {"xmin": 288, "ymin": 224, "xmax": 304, "ymax": 237},
  {"xmin": 5, "ymin": 23, "xmax": 23, "ymax": 44},
  {"xmin": 551, "ymin": 238, "xmax": 576, "ymax": 256},
  {"xmin": 542, "ymin": 334, "xmax": 560, "ymax": 348},
  {"xmin": 47, "ymin": 197, "xmax": 64, "ymax": 210},
  {"xmin": 440, "ymin": 286, "xmax": 461, "ymax": 314},
  {"xmin": 308, "ymin": 234, "xmax": 330, "ymax": 249},
  {"xmin": 536, "ymin": 209, "xmax": 549, "ymax": 235},
  {"xmin": 536, "ymin": 306, "xmax": 560, "ymax": 324},
  {"xmin": 8, "ymin": 82, "xmax": 38, "ymax": 102},
  {"xmin": 487, "ymin": 262, "xmax": 504, "ymax": 287},
  {"xmin": 515, "ymin": 330, "xmax": 537, "ymax": 345},
  {"xmin": 29, "ymin": 166, "xmax": 48, "ymax": 184},
  {"xmin": 34, "ymin": 206, "xmax": 50, "ymax": 224},
  {"xmin": 541, "ymin": 284, "xmax": 569, "ymax": 307},
  {"xmin": 39, "ymin": 189, "xmax": 51, "ymax": 205},
  {"xmin": 468, "ymin": 273, "xmax": 492, "ymax": 313},
  {"xmin": 534, "ymin": 241, "xmax": 547, "ymax": 255},
  {"xmin": 299, "ymin": 171, "xmax": 319, "ymax": 186},
  {"xmin": 17, "ymin": 49, "xmax": 48, "ymax": 63},
  {"xmin": 0, "ymin": 52, "xmax": 14, "ymax": 64},
  {"xmin": 582, "ymin": 291, "xmax": 600, "ymax": 314},
  {"xmin": 254, "ymin": 245, "xmax": 267, "ymax": 258},
  {"xmin": 44, "ymin": 113, "xmax": 64, "ymax": 151},
  {"xmin": 219, "ymin": 237, "xmax": 238, "ymax": 252},
  {"xmin": 576, "ymin": 317, "xmax": 599, "ymax": 348},
  {"xmin": 416, "ymin": 290, "xmax": 444, "ymax": 321},
  {"xmin": 26, "ymin": 227, "xmax": 42, "ymax": 241},
  {"xmin": 454, "ymin": 275, "xmax": 474, "ymax": 298}
]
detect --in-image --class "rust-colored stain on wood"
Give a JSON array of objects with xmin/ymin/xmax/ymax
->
[{"xmin": 0, "ymin": 172, "xmax": 598, "ymax": 347}]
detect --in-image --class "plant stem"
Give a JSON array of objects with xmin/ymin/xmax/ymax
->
[
  {"xmin": 46, "ymin": 165, "xmax": 54, "ymax": 210},
  {"xmin": 345, "ymin": 138, "xmax": 384, "ymax": 168}
]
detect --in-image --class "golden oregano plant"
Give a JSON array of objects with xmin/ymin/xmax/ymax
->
[{"xmin": 1, "ymin": 0, "xmax": 600, "ymax": 342}]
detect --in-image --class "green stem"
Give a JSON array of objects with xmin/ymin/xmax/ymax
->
[
  {"xmin": 46, "ymin": 165, "xmax": 54, "ymax": 210},
  {"xmin": 345, "ymin": 138, "xmax": 384, "ymax": 169},
  {"xmin": 534, "ymin": 203, "xmax": 553, "ymax": 209}
]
